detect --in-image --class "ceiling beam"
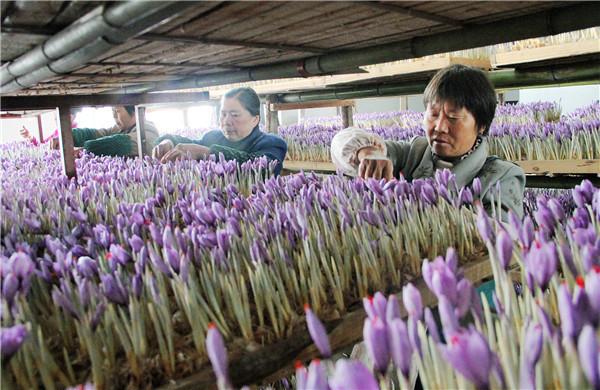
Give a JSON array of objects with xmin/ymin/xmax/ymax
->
[
  {"xmin": 1, "ymin": 24, "xmax": 327, "ymax": 53},
  {"xmin": 138, "ymin": 33, "xmax": 328, "ymax": 54},
  {"xmin": 1, "ymin": 92, "xmax": 210, "ymax": 110},
  {"xmin": 364, "ymin": 2, "xmax": 465, "ymax": 27},
  {"xmin": 86, "ymin": 61, "xmax": 242, "ymax": 70}
]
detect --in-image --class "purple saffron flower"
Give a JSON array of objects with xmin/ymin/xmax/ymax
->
[
  {"xmin": 558, "ymin": 284, "xmax": 581, "ymax": 341},
  {"xmin": 424, "ymin": 307, "xmax": 441, "ymax": 343},
  {"xmin": 128, "ymin": 235, "xmax": 144, "ymax": 253},
  {"xmin": 295, "ymin": 361, "xmax": 308, "ymax": 390},
  {"xmin": 304, "ymin": 305, "xmax": 331, "ymax": 358},
  {"xmin": 388, "ymin": 318, "xmax": 413, "ymax": 378},
  {"xmin": 422, "ymin": 256, "xmax": 458, "ymax": 303},
  {"xmin": 573, "ymin": 180, "xmax": 594, "ymax": 208},
  {"xmin": 525, "ymin": 241, "xmax": 558, "ymax": 291},
  {"xmin": 578, "ymin": 325, "xmax": 599, "ymax": 389},
  {"xmin": 206, "ymin": 323, "xmax": 230, "ymax": 386},
  {"xmin": 496, "ymin": 230, "xmax": 514, "ymax": 269},
  {"xmin": 402, "ymin": 283, "xmax": 423, "ymax": 320},
  {"xmin": 329, "ymin": 359, "xmax": 379, "ymax": 390},
  {"xmin": 305, "ymin": 359, "xmax": 328, "ymax": 390},
  {"xmin": 476, "ymin": 208, "xmax": 495, "ymax": 244},
  {"xmin": 2, "ymin": 274, "xmax": 19, "ymax": 303},
  {"xmin": 455, "ymin": 279, "xmax": 473, "ymax": 318},
  {"xmin": 438, "ymin": 295, "xmax": 460, "ymax": 338},
  {"xmin": 547, "ymin": 198, "xmax": 566, "ymax": 223},
  {"xmin": 386, "ymin": 294, "xmax": 401, "ymax": 323},
  {"xmin": 109, "ymin": 244, "xmax": 131, "ymax": 266},
  {"xmin": 76, "ymin": 256, "xmax": 98, "ymax": 279},
  {"xmin": 440, "ymin": 328, "xmax": 494, "ymax": 389},
  {"xmin": 519, "ymin": 217, "xmax": 535, "ymax": 250},
  {"xmin": 100, "ymin": 274, "xmax": 128, "ymax": 306},
  {"xmin": 363, "ymin": 316, "xmax": 390, "ymax": 373},
  {"xmin": 586, "ymin": 270, "xmax": 600, "ymax": 324},
  {"xmin": 519, "ymin": 323, "xmax": 543, "ymax": 390},
  {"xmin": 1, "ymin": 324, "xmax": 29, "ymax": 360},
  {"xmin": 372, "ymin": 292, "xmax": 388, "ymax": 320}
]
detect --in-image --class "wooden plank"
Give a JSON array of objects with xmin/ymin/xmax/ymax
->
[
  {"xmin": 283, "ymin": 159, "xmax": 600, "ymax": 175},
  {"xmin": 162, "ymin": 252, "xmax": 491, "ymax": 389},
  {"xmin": 494, "ymin": 40, "xmax": 600, "ymax": 67},
  {"xmin": 515, "ymin": 159, "xmax": 600, "ymax": 175},
  {"xmin": 271, "ymin": 100, "xmax": 355, "ymax": 111},
  {"xmin": 283, "ymin": 161, "xmax": 336, "ymax": 172}
]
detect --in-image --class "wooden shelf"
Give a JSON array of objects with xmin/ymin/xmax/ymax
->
[
  {"xmin": 514, "ymin": 159, "xmax": 600, "ymax": 175},
  {"xmin": 270, "ymin": 99, "xmax": 355, "ymax": 111},
  {"xmin": 494, "ymin": 40, "xmax": 600, "ymax": 67},
  {"xmin": 283, "ymin": 159, "xmax": 600, "ymax": 175},
  {"xmin": 160, "ymin": 252, "xmax": 491, "ymax": 389}
]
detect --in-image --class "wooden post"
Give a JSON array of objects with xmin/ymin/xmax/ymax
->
[
  {"xmin": 399, "ymin": 96, "xmax": 408, "ymax": 110},
  {"xmin": 36, "ymin": 114, "xmax": 43, "ymax": 143},
  {"xmin": 135, "ymin": 106, "xmax": 148, "ymax": 158},
  {"xmin": 265, "ymin": 95, "xmax": 280, "ymax": 134},
  {"xmin": 341, "ymin": 105, "xmax": 354, "ymax": 128},
  {"xmin": 57, "ymin": 106, "xmax": 76, "ymax": 179}
]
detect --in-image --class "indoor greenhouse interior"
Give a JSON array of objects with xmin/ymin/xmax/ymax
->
[{"xmin": 0, "ymin": 1, "xmax": 599, "ymax": 389}]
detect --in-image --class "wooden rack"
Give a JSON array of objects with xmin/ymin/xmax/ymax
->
[{"xmin": 161, "ymin": 252, "xmax": 492, "ymax": 389}]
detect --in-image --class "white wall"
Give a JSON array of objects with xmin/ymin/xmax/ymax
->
[{"xmin": 0, "ymin": 111, "xmax": 58, "ymax": 144}]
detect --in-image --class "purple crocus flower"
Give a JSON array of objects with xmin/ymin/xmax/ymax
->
[
  {"xmin": 586, "ymin": 269, "xmax": 600, "ymax": 325},
  {"xmin": 76, "ymin": 256, "xmax": 98, "ymax": 279},
  {"xmin": 305, "ymin": 359, "xmax": 328, "ymax": 390},
  {"xmin": 402, "ymin": 283, "xmax": 423, "ymax": 320},
  {"xmin": 519, "ymin": 323, "xmax": 543, "ymax": 390},
  {"xmin": 100, "ymin": 274, "xmax": 128, "ymax": 306},
  {"xmin": 128, "ymin": 235, "xmax": 144, "ymax": 253},
  {"xmin": 440, "ymin": 327, "xmax": 494, "ymax": 389},
  {"xmin": 472, "ymin": 177, "xmax": 482, "ymax": 198},
  {"xmin": 455, "ymin": 279, "xmax": 473, "ymax": 318},
  {"xmin": 295, "ymin": 361, "xmax": 308, "ymax": 390},
  {"xmin": 476, "ymin": 208, "xmax": 495, "ymax": 244},
  {"xmin": 496, "ymin": 230, "xmax": 514, "ymax": 269},
  {"xmin": 525, "ymin": 241, "xmax": 557, "ymax": 291},
  {"xmin": 206, "ymin": 323, "xmax": 230, "ymax": 386},
  {"xmin": 558, "ymin": 284, "xmax": 581, "ymax": 341},
  {"xmin": 422, "ymin": 256, "xmax": 458, "ymax": 303},
  {"xmin": 424, "ymin": 307, "xmax": 441, "ymax": 343},
  {"xmin": 2, "ymin": 274, "xmax": 19, "ymax": 303},
  {"xmin": 386, "ymin": 294, "xmax": 401, "ymax": 323},
  {"xmin": 519, "ymin": 217, "xmax": 535, "ymax": 250},
  {"xmin": 578, "ymin": 325, "xmax": 599, "ymax": 389},
  {"xmin": 363, "ymin": 316, "xmax": 390, "ymax": 373},
  {"xmin": 109, "ymin": 244, "xmax": 131, "ymax": 266},
  {"xmin": 329, "ymin": 359, "xmax": 379, "ymax": 390},
  {"xmin": 573, "ymin": 180, "xmax": 595, "ymax": 208},
  {"xmin": 438, "ymin": 295, "xmax": 460, "ymax": 338},
  {"xmin": 388, "ymin": 318, "xmax": 413, "ymax": 379},
  {"xmin": 304, "ymin": 305, "xmax": 331, "ymax": 358},
  {"xmin": 1, "ymin": 324, "xmax": 29, "ymax": 360}
]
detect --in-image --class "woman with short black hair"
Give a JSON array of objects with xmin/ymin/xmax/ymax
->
[
  {"xmin": 331, "ymin": 64, "xmax": 525, "ymax": 220},
  {"xmin": 153, "ymin": 87, "xmax": 288, "ymax": 175}
]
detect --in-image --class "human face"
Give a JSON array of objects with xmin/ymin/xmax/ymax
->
[
  {"xmin": 113, "ymin": 106, "xmax": 136, "ymax": 131},
  {"xmin": 423, "ymin": 100, "xmax": 482, "ymax": 158},
  {"xmin": 219, "ymin": 97, "xmax": 259, "ymax": 141}
]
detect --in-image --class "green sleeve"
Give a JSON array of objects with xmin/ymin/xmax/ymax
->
[
  {"xmin": 154, "ymin": 134, "xmax": 203, "ymax": 146},
  {"xmin": 209, "ymin": 144, "xmax": 270, "ymax": 163},
  {"xmin": 385, "ymin": 140, "xmax": 411, "ymax": 178},
  {"xmin": 83, "ymin": 134, "xmax": 134, "ymax": 157},
  {"xmin": 72, "ymin": 128, "xmax": 101, "ymax": 147}
]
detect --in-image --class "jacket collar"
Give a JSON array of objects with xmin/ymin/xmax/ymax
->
[{"xmin": 412, "ymin": 137, "xmax": 489, "ymax": 188}]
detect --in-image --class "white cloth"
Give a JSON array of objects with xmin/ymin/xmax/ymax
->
[{"xmin": 330, "ymin": 127, "xmax": 387, "ymax": 176}]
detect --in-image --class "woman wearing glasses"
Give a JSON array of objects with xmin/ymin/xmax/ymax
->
[
  {"xmin": 153, "ymin": 87, "xmax": 287, "ymax": 175},
  {"xmin": 330, "ymin": 64, "xmax": 525, "ymax": 220}
]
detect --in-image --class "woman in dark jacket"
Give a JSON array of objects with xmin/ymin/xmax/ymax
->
[{"xmin": 153, "ymin": 87, "xmax": 287, "ymax": 175}]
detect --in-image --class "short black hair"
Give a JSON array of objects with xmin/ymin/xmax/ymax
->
[
  {"xmin": 423, "ymin": 64, "xmax": 497, "ymax": 135},
  {"xmin": 222, "ymin": 87, "xmax": 261, "ymax": 118},
  {"xmin": 123, "ymin": 105, "xmax": 135, "ymax": 116}
]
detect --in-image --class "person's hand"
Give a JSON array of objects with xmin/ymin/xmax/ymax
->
[
  {"xmin": 160, "ymin": 143, "xmax": 211, "ymax": 163},
  {"xmin": 73, "ymin": 147, "xmax": 84, "ymax": 158},
  {"xmin": 19, "ymin": 126, "xmax": 32, "ymax": 140},
  {"xmin": 355, "ymin": 146, "xmax": 393, "ymax": 180},
  {"xmin": 152, "ymin": 140, "xmax": 174, "ymax": 160}
]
